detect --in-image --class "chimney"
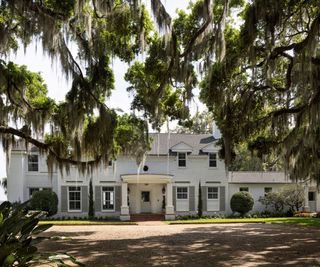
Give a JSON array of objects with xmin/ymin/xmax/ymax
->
[{"xmin": 212, "ymin": 121, "xmax": 221, "ymax": 139}]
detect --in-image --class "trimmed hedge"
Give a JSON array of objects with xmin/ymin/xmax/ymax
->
[
  {"xmin": 230, "ymin": 192, "xmax": 254, "ymax": 215},
  {"xmin": 29, "ymin": 190, "xmax": 58, "ymax": 216}
]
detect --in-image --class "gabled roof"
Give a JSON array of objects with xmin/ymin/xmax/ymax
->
[
  {"xmin": 148, "ymin": 133, "xmax": 218, "ymax": 156},
  {"xmin": 170, "ymin": 141, "xmax": 193, "ymax": 152}
]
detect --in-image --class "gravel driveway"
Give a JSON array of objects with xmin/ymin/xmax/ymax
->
[{"xmin": 38, "ymin": 223, "xmax": 320, "ymax": 266}]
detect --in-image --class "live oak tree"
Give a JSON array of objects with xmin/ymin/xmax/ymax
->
[{"xmin": 1, "ymin": 0, "xmax": 320, "ymax": 184}]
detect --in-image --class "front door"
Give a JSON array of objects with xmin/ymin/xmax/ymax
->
[{"xmin": 141, "ymin": 191, "xmax": 151, "ymax": 213}]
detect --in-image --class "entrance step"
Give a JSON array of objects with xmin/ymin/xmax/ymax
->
[{"xmin": 131, "ymin": 214, "xmax": 165, "ymax": 222}]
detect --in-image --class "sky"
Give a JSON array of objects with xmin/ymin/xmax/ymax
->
[{"xmin": 0, "ymin": 1, "xmax": 201, "ymax": 200}]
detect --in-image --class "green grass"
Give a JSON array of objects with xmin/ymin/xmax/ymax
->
[
  {"xmin": 39, "ymin": 220, "xmax": 137, "ymax": 225},
  {"xmin": 168, "ymin": 217, "xmax": 320, "ymax": 227}
]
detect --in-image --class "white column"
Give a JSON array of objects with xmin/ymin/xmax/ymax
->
[
  {"xmin": 165, "ymin": 182, "xmax": 175, "ymax": 220},
  {"xmin": 120, "ymin": 182, "xmax": 130, "ymax": 221},
  {"xmin": 303, "ymin": 184, "xmax": 309, "ymax": 211}
]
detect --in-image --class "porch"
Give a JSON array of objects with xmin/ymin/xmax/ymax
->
[{"xmin": 120, "ymin": 174, "xmax": 175, "ymax": 221}]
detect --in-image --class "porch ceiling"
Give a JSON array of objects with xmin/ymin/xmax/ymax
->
[{"xmin": 121, "ymin": 173, "xmax": 173, "ymax": 184}]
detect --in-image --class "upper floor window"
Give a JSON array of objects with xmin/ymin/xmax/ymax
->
[
  {"xmin": 264, "ymin": 187, "xmax": 272, "ymax": 196},
  {"xmin": 28, "ymin": 154, "xmax": 39, "ymax": 172},
  {"xmin": 68, "ymin": 186, "xmax": 81, "ymax": 211},
  {"xmin": 108, "ymin": 160, "xmax": 113, "ymax": 167},
  {"xmin": 177, "ymin": 187, "xmax": 188, "ymax": 199},
  {"xmin": 209, "ymin": 153, "xmax": 217, "ymax": 168},
  {"xmin": 178, "ymin": 153, "xmax": 186, "ymax": 167},
  {"xmin": 102, "ymin": 187, "xmax": 115, "ymax": 211},
  {"xmin": 239, "ymin": 187, "xmax": 249, "ymax": 192},
  {"xmin": 208, "ymin": 187, "xmax": 219, "ymax": 199}
]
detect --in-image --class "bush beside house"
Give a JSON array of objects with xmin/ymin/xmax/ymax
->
[
  {"xmin": 230, "ymin": 192, "xmax": 254, "ymax": 216},
  {"xmin": 29, "ymin": 190, "xmax": 58, "ymax": 216}
]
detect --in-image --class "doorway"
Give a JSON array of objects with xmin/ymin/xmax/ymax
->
[{"xmin": 141, "ymin": 191, "xmax": 151, "ymax": 213}]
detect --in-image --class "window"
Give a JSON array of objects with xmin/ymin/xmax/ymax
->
[
  {"xmin": 208, "ymin": 187, "xmax": 219, "ymax": 199},
  {"xmin": 309, "ymin": 192, "xmax": 316, "ymax": 201},
  {"xmin": 102, "ymin": 187, "xmax": 115, "ymax": 210},
  {"xmin": 29, "ymin": 188, "xmax": 40, "ymax": 197},
  {"xmin": 108, "ymin": 160, "xmax": 113, "ymax": 167},
  {"xmin": 264, "ymin": 187, "xmax": 272, "ymax": 196},
  {"xmin": 209, "ymin": 153, "xmax": 217, "ymax": 168},
  {"xmin": 28, "ymin": 154, "xmax": 39, "ymax": 172},
  {"xmin": 239, "ymin": 187, "xmax": 249, "ymax": 192},
  {"xmin": 177, "ymin": 187, "xmax": 188, "ymax": 199},
  {"xmin": 178, "ymin": 153, "xmax": 186, "ymax": 167},
  {"xmin": 68, "ymin": 187, "xmax": 81, "ymax": 211}
]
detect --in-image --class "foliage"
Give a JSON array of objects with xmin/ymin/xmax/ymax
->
[
  {"xmin": 259, "ymin": 192, "xmax": 286, "ymax": 213},
  {"xmin": 0, "ymin": 201, "xmax": 83, "ymax": 266},
  {"xmin": 88, "ymin": 179, "xmax": 94, "ymax": 219},
  {"xmin": 29, "ymin": 190, "xmax": 58, "ymax": 216},
  {"xmin": 230, "ymin": 192, "xmax": 254, "ymax": 215},
  {"xmin": 197, "ymin": 182, "xmax": 202, "ymax": 218},
  {"xmin": 174, "ymin": 111, "xmax": 214, "ymax": 134},
  {"xmin": 281, "ymin": 185, "xmax": 305, "ymax": 214}
]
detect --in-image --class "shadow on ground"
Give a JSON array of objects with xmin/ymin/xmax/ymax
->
[{"xmin": 37, "ymin": 223, "xmax": 320, "ymax": 266}]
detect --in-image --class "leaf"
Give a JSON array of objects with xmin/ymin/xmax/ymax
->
[{"xmin": 32, "ymin": 224, "xmax": 52, "ymax": 235}]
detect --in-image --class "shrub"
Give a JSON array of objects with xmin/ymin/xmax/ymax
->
[
  {"xmin": 198, "ymin": 182, "xmax": 203, "ymax": 218},
  {"xmin": 230, "ymin": 192, "xmax": 254, "ymax": 215},
  {"xmin": 29, "ymin": 190, "xmax": 58, "ymax": 216},
  {"xmin": 88, "ymin": 179, "xmax": 95, "ymax": 219},
  {"xmin": 0, "ymin": 201, "xmax": 83, "ymax": 266},
  {"xmin": 281, "ymin": 185, "xmax": 305, "ymax": 213},
  {"xmin": 259, "ymin": 192, "xmax": 286, "ymax": 212}
]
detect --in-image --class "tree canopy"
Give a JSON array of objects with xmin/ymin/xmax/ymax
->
[{"xmin": 0, "ymin": 0, "xmax": 319, "ymax": 182}]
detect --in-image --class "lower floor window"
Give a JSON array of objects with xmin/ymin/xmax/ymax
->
[
  {"xmin": 177, "ymin": 187, "xmax": 188, "ymax": 199},
  {"xmin": 102, "ymin": 187, "xmax": 115, "ymax": 210},
  {"xmin": 309, "ymin": 192, "xmax": 316, "ymax": 201},
  {"xmin": 69, "ymin": 186, "xmax": 81, "ymax": 211},
  {"xmin": 208, "ymin": 187, "xmax": 219, "ymax": 199}
]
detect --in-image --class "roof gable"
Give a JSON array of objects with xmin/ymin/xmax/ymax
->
[
  {"xmin": 200, "ymin": 141, "xmax": 219, "ymax": 153},
  {"xmin": 170, "ymin": 141, "xmax": 193, "ymax": 152}
]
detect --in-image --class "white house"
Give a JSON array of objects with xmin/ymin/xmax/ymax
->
[{"xmin": 6, "ymin": 133, "xmax": 319, "ymax": 220}]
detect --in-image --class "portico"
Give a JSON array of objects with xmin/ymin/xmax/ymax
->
[{"xmin": 120, "ymin": 174, "xmax": 175, "ymax": 221}]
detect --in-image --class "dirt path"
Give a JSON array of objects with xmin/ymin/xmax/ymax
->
[{"xmin": 38, "ymin": 223, "xmax": 320, "ymax": 266}]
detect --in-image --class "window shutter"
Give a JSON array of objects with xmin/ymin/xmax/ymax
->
[
  {"xmin": 115, "ymin": 186, "xmax": 121, "ymax": 212},
  {"xmin": 61, "ymin": 186, "xmax": 68, "ymax": 212},
  {"xmin": 219, "ymin": 186, "xmax": 226, "ymax": 211},
  {"xmin": 189, "ymin": 186, "xmax": 195, "ymax": 211},
  {"xmin": 95, "ymin": 186, "xmax": 102, "ymax": 212},
  {"xmin": 201, "ymin": 186, "xmax": 207, "ymax": 211},
  {"xmin": 81, "ymin": 186, "xmax": 88, "ymax": 212},
  {"xmin": 172, "ymin": 186, "xmax": 176, "ymax": 211}
]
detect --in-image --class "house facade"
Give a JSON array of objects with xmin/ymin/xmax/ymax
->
[{"xmin": 6, "ymin": 133, "xmax": 319, "ymax": 220}]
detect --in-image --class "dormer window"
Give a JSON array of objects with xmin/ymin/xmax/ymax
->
[
  {"xmin": 209, "ymin": 153, "xmax": 217, "ymax": 168},
  {"xmin": 28, "ymin": 154, "xmax": 39, "ymax": 172},
  {"xmin": 178, "ymin": 152, "xmax": 186, "ymax": 167}
]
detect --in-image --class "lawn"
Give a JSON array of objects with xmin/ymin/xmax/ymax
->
[
  {"xmin": 39, "ymin": 220, "xmax": 137, "ymax": 225},
  {"xmin": 168, "ymin": 217, "xmax": 320, "ymax": 227}
]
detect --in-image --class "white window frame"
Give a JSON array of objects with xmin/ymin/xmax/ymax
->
[
  {"xmin": 239, "ymin": 187, "xmax": 249, "ymax": 192},
  {"xmin": 27, "ymin": 154, "xmax": 39, "ymax": 172},
  {"xmin": 177, "ymin": 152, "xmax": 187, "ymax": 168},
  {"xmin": 29, "ymin": 187, "xmax": 40, "ymax": 198},
  {"xmin": 308, "ymin": 191, "xmax": 316, "ymax": 201},
  {"xmin": 68, "ymin": 186, "xmax": 81, "ymax": 212},
  {"xmin": 207, "ymin": 187, "xmax": 219, "ymax": 200},
  {"xmin": 102, "ymin": 186, "xmax": 115, "ymax": 212},
  {"xmin": 107, "ymin": 160, "xmax": 113, "ymax": 168},
  {"xmin": 208, "ymin": 153, "xmax": 217, "ymax": 168},
  {"xmin": 176, "ymin": 187, "xmax": 188, "ymax": 200}
]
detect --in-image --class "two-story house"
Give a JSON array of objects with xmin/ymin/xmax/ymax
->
[
  {"xmin": 7, "ymin": 133, "xmax": 228, "ymax": 220},
  {"xmin": 7, "ymin": 133, "xmax": 319, "ymax": 220}
]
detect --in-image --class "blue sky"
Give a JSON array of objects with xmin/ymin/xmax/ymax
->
[{"xmin": 0, "ymin": 1, "xmax": 201, "ymax": 200}]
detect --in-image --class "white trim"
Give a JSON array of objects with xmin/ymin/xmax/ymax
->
[
  {"xmin": 101, "ymin": 186, "xmax": 115, "ymax": 212},
  {"xmin": 207, "ymin": 186, "xmax": 219, "ymax": 200},
  {"xmin": 176, "ymin": 186, "xmax": 189, "ymax": 200},
  {"xmin": 208, "ymin": 153, "xmax": 217, "ymax": 169},
  {"xmin": 177, "ymin": 152, "xmax": 187, "ymax": 168},
  {"xmin": 67, "ymin": 186, "xmax": 82, "ymax": 212},
  {"xmin": 27, "ymin": 153, "xmax": 39, "ymax": 172}
]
